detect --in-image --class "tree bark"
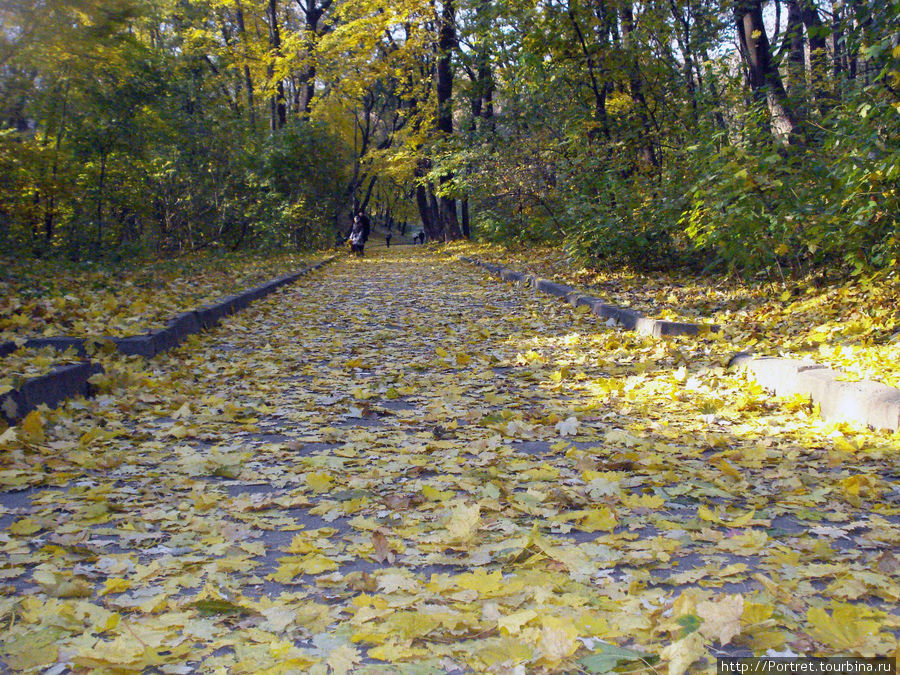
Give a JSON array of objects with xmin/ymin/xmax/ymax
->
[
  {"xmin": 566, "ymin": 3, "xmax": 610, "ymax": 142},
  {"xmin": 95, "ymin": 153, "xmax": 106, "ymax": 252},
  {"xmin": 779, "ymin": 0, "xmax": 806, "ymax": 94},
  {"xmin": 797, "ymin": 0, "xmax": 830, "ymax": 111},
  {"xmin": 415, "ymin": 159, "xmax": 437, "ymax": 238},
  {"xmin": 296, "ymin": 0, "xmax": 333, "ymax": 114},
  {"xmin": 267, "ymin": 0, "xmax": 287, "ymax": 130},
  {"xmin": 735, "ymin": 0, "xmax": 799, "ymax": 141},
  {"xmin": 621, "ymin": 2, "xmax": 659, "ymax": 169},
  {"xmin": 436, "ymin": 0, "xmax": 461, "ymax": 240},
  {"xmin": 235, "ymin": 1, "xmax": 256, "ymax": 127}
]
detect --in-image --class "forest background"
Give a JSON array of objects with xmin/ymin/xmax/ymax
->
[{"xmin": 0, "ymin": 0, "xmax": 898, "ymax": 278}]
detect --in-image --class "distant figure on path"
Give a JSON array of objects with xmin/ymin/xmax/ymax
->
[
  {"xmin": 386, "ymin": 232, "xmax": 392, "ymax": 247},
  {"xmin": 359, "ymin": 212, "xmax": 371, "ymax": 244},
  {"xmin": 349, "ymin": 217, "xmax": 365, "ymax": 257},
  {"xmin": 418, "ymin": 231, "xmax": 425, "ymax": 245}
]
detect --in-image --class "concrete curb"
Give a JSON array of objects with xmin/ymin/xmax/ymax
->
[
  {"xmin": 0, "ymin": 256, "xmax": 336, "ymax": 424},
  {"xmin": 730, "ymin": 353, "xmax": 900, "ymax": 432},
  {"xmin": 460, "ymin": 254, "xmax": 897, "ymax": 432},
  {"xmin": 1, "ymin": 361, "xmax": 103, "ymax": 424},
  {"xmin": 459, "ymin": 256, "xmax": 720, "ymax": 338}
]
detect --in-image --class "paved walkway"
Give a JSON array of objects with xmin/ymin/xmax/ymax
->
[{"xmin": 0, "ymin": 247, "xmax": 897, "ymax": 673}]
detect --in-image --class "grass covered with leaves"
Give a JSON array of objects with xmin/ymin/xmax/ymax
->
[
  {"xmin": 0, "ymin": 251, "xmax": 320, "ymax": 342},
  {"xmin": 446, "ymin": 242, "xmax": 900, "ymax": 389},
  {"xmin": 0, "ymin": 247, "xmax": 898, "ymax": 673}
]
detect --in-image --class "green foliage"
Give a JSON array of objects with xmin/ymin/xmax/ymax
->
[
  {"xmin": 1, "ymin": 0, "xmax": 897, "ymax": 273},
  {"xmin": 0, "ymin": 0, "xmax": 349, "ymax": 260}
]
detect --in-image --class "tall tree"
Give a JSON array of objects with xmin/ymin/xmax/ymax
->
[
  {"xmin": 436, "ymin": 0, "xmax": 461, "ymax": 239},
  {"xmin": 734, "ymin": 0, "xmax": 799, "ymax": 140},
  {"xmin": 267, "ymin": 0, "xmax": 287, "ymax": 130}
]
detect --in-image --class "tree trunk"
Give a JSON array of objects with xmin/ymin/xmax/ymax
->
[
  {"xmin": 44, "ymin": 81, "xmax": 70, "ymax": 241},
  {"xmin": 461, "ymin": 199, "xmax": 470, "ymax": 238},
  {"xmin": 296, "ymin": 0, "xmax": 332, "ymax": 114},
  {"xmin": 847, "ymin": 0, "xmax": 872, "ymax": 81},
  {"xmin": 621, "ymin": 2, "xmax": 659, "ymax": 169},
  {"xmin": 735, "ymin": 0, "xmax": 799, "ymax": 141},
  {"xmin": 780, "ymin": 0, "xmax": 806, "ymax": 94},
  {"xmin": 267, "ymin": 0, "xmax": 287, "ymax": 131},
  {"xmin": 95, "ymin": 153, "xmax": 106, "ymax": 252},
  {"xmin": 427, "ymin": 188, "xmax": 441, "ymax": 240},
  {"xmin": 235, "ymin": 2, "xmax": 256, "ymax": 127},
  {"xmin": 474, "ymin": 0, "xmax": 494, "ymax": 130},
  {"xmin": 436, "ymin": 0, "xmax": 461, "ymax": 240},
  {"xmin": 831, "ymin": 0, "xmax": 845, "ymax": 81},
  {"xmin": 414, "ymin": 159, "xmax": 436, "ymax": 238},
  {"xmin": 566, "ymin": 3, "xmax": 610, "ymax": 142},
  {"xmin": 797, "ymin": 0, "xmax": 831, "ymax": 112}
]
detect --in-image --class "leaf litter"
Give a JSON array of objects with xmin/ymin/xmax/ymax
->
[
  {"xmin": 447, "ymin": 242, "xmax": 900, "ymax": 387},
  {"xmin": 0, "ymin": 246, "xmax": 898, "ymax": 673}
]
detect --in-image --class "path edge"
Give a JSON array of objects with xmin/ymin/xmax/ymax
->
[
  {"xmin": 458, "ymin": 255, "xmax": 720, "ymax": 338},
  {"xmin": 729, "ymin": 353, "xmax": 900, "ymax": 432},
  {"xmin": 1, "ymin": 256, "xmax": 336, "ymax": 424}
]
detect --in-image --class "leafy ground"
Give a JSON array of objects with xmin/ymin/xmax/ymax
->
[
  {"xmin": 445, "ymin": 243, "xmax": 900, "ymax": 388},
  {"xmin": 0, "ymin": 251, "xmax": 320, "ymax": 403},
  {"xmin": 0, "ymin": 347, "xmax": 85, "ymax": 399},
  {"xmin": 0, "ymin": 251, "xmax": 319, "ymax": 341},
  {"xmin": 0, "ymin": 246, "xmax": 898, "ymax": 673}
]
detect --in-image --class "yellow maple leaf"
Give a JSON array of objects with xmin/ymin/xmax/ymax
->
[
  {"xmin": 579, "ymin": 506, "xmax": 618, "ymax": 532},
  {"xmin": 327, "ymin": 644, "xmax": 362, "ymax": 675},
  {"xmin": 306, "ymin": 472, "xmax": 334, "ymax": 492},
  {"xmin": 476, "ymin": 635, "xmax": 534, "ymax": 667},
  {"xmin": 100, "ymin": 578, "xmax": 133, "ymax": 596},
  {"xmin": 367, "ymin": 640, "xmax": 429, "ymax": 661},
  {"xmin": 422, "ymin": 484, "xmax": 454, "ymax": 501},
  {"xmin": 286, "ymin": 533, "xmax": 320, "ymax": 554},
  {"xmin": 840, "ymin": 474, "xmax": 879, "ymax": 499},
  {"xmin": 268, "ymin": 554, "xmax": 338, "ymax": 582},
  {"xmin": 697, "ymin": 594, "xmax": 744, "ymax": 645},
  {"xmin": 742, "ymin": 601, "xmax": 774, "ymax": 627},
  {"xmin": 76, "ymin": 636, "xmax": 145, "ymax": 668},
  {"xmin": 9, "ymin": 517, "xmax": 42, "ymax": 536},
  {"xmin": 21, "ymin": 410, "xmax": 44, "ymax": 442},
  {"xmin": 719, "ymin": 529, "xmax": 768, "ymax": 554},
  {"xmin": 697, "ymin": 505, "xmax": 718, "ymax": 523},
  {"xmin": 807, "ymin": 603, "xmax": 884, "ymax": 651},
  {"xmin": 451, "ymin": 569, "xmax": 508, "ymax": 596},
  {"xmin": 712, "ymin": 457, "xmax": 742, "ymax": 480},
  {"xmin": 623, "ymin": 493, "xmax": 665, "ymax": 509},
  {"xmin": 499, "ymin": 609, "xmax": 538, "ymax": 635},
  {"xmin": 445, "ymin": 501, "xmax": 481, "ymax": 542},
  {"xmin": 659, "ymin": 631, "xmax": 706, "ymax": 675},
  {"xmin": 537, "ymin": 615, "xmax": 580, "ymax": 667}
]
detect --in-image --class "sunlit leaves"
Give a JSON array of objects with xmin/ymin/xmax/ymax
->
[{"xmin": 1, "ymin": 248, "xmax": 898, "ymax": 674}]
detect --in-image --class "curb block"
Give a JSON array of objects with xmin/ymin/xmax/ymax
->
[
  {"xmin": 460, "ymin": 256, "xmax": 719, "ymax": 338},
  {"xmin": 462, "ymin": 254, "xmax": 899, "ymax": 432},
  {"xmin": 1, "ymin": 256, "xmax": 336, "ymax": 426},
  {"xmin": 535, "ymin": 279, "xmax": 575, "ymax": 298},
  {"xmin": 1, "ymin": 361, "xmax": 103, "ymax": 424},
  {"xmin": 25, "ymin": 337, "xmax": 89, "ymax": 356},
  {"xmin": 115, "ymin": 334, "xmax": 160, "ymax": 358},
  {"xmin": 730, "ymin": 354, "xmax": 900, "ymax": 431}
]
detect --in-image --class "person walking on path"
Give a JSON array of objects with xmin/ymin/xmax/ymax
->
[
  {"xmin": 349, "ymin": 217, "xmax": 365, "ymax": 257},
  {"xmin": 359, "ymin": 212, "xmax": 371, "ymax": 245},
  {"xmin": 386, "ymin": 232, "xmax": 392, "ymax": 247}
]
